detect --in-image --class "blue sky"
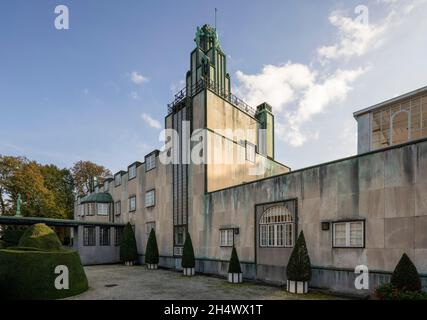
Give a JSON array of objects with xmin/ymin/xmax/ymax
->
[{"xmin": 1, "ymin": 0, "xmax": 426, "ymax": 174}]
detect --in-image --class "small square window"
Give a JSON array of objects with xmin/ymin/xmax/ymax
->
[
  {"xmin": 145, "ymin": 190, "xmax": 155, "ymax": 208},
  {"xmin": 220, "ymin": 229, "xmax": 234, "ymax": 247},
  {"xmin": 333, "ymin": 221, "xmax": 364, "ymax": 248}
]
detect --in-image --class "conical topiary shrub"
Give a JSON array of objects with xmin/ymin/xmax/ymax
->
[
  {"xmin": 391, "ymin": 253, "xmax": 421, "ymax": 292},
  {"xmin": 286, "ymin": 231, "xmax": 311, "ymax": 294},
  {"xmin": 228, "ymin": 246, "xmax": 242, "ymax": 283},
  {"xmin": 182, "ymin": 232, "xmax": 195, "ymax": 276},
  {"xmin": 145, "ymin": 228, "xmax": 159, "ymax": 269},
  {"xmin": 120, "ymin": 223, "xmax": 138, "ymax": 266}
]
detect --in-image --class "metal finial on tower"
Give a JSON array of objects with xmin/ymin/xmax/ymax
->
[{"xmin": 215, "ymin": 8, "xmax": 217, "ymax": 29}]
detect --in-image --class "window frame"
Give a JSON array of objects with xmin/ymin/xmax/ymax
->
[
  {"xmin": 145, "ymin": 153, "xmax": 156, "ymax": 172},
  {"xmin": 145, "ymin": 189, "xmax": 156, "ymax": 208},
  {"xmin": 83, "ymin": 226, "xmax": 96, "ymax": 246},
  {"xmin": 114, "ymin": 227, "xmax": 122, "ymax": 246},
  {"xmin": 114, "ymin": 173, "xmax": 122, "ymax": 187},
  {"xmin": 99, "ymin": 226, "xmax": 111, "ymax": 246},
  {"xmin": 332, "ymin": 220, "xmax": 365, "ymax": 249},
  {"xmin": 128, "ymin": 195, "xmax": 136, "ymax": 212},
  {"xmin": 219, "ymin": 228, "xmax": 234, "ymax": 247},
  {"xmin": 259, "ymin": 205, "xmax": 295, "ymax": 248},
  {"xmin": 97, "ymin": 203, "xmax": 109, "ymax": 216},
  {"xmin": 128, "ymin": 164, "xmax": 137, "ymax": 181},
  {"xmin": 114, "ymin": 201, "xmax": 121, "ymax": 216}
]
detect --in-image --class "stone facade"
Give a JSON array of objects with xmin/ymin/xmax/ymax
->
[{"xmin": 74, "ymin": 24, "xmax": 427, "ymax": 295}]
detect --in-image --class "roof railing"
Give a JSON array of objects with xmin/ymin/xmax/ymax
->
[{"xmin": 167, "ymin": 79, "xmax": 256, "ymax": 117}]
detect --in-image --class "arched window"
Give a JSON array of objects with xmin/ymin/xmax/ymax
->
[{"xmin": 259, "ymin": 205, "xmax": 294, "ymax": 247}]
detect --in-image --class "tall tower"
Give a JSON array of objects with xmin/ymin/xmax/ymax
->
[
  {"xmin": 187, "ymin": 24, "xmax": 231, "ymax": 97},
  {"xmin": 166, "ymin": 24, "xmax": 289, "ymax": 259}
]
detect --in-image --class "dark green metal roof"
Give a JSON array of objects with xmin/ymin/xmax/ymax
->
[{"xmin": 80, "ymin": 192, "xmax": 113, "ymax": 204}]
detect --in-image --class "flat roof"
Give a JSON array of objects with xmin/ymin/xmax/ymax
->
[
  {"xmin": 0, "ymin": 215, "xmax": 125, "ymax": 227},
  {"xmin": 353, "ymin": 85, "xmax": 427, "ymax": 118}
]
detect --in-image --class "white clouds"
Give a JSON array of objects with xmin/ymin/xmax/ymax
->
[
  {"xmin": 317, "ymin": 9, "xmax": 389, "ymax": 61},
  {"xmin": 141, "ymin": 113, "xmax": 161, "ymax": 129},
  {"xmin": 236, "ymin": 62, "xmax": 366, "ymax": 146},
  {"xmin": 236, "ymin": 63, "xmax": 314, "ymax": 112},
  {"xmin": 234, "ymin": 1, "xmax": 425, "ymax": 147},
  {"xmin": 130, "ymin": 71, "xmax": 149, "ymax": 85}
]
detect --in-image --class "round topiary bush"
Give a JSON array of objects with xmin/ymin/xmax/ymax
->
[
  {"xmin": 18, "ymin": 223, "xmax": 62, "ymax": 251},
  {"xmin": 0, "ymin": 223, "xmax": 88, "ymax": 299},
  {"xmin": 120, "ymin": 223, "xmax": 138, "ymax": 265},
  {"xmin": 145, "ymin": 228, "xmax": 159, "ymax": 268},
  {"xmin": 390, "ymin": 253, "xmax": 422, "ymax": 292}
]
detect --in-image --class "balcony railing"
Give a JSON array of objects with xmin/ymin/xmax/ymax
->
[{"xmin": 167, "ymin": 79, "xmax": 256, "ymax": 117}]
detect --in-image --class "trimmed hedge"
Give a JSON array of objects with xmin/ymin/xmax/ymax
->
[
  {"xmin": 18, "ymin": 223, "xmax": 62, "ymax": 251},
  {"xmin": 0, "ymin": 248, "xmax": 88, "ymax": 300},
  {"xmin": 286, "ymin": 231, "xmax": 312, "ymax": 282},
  {"xmin": 228, "ymin": 247, "xmax": 242, "ymax": 274},
  {"xmin": 145, "ymin": 228, "xmax": 159, "ymax": 265},
  {"xmin": 2, "ymin": 225, "xmax": 27, "ymax": 247},
  {"xmin": 376, "ymin": 283, "xmax": 427, "ymax": 300},
  {"xmin": 390, "ymin": 253, "xmax": 422, "ymax": 292},
  {"xmin": 120, "ymin": 223, "xmax": 138, "ymax": 263},
  {"xmin": 182, "ymin": 232, "xmax": 195, "ymax": 268}
]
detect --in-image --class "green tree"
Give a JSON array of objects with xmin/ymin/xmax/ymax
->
[
  {"xmin": 228, "ymin": 247, "xmax": 242, "ymax": 273},
  {"xmin": 71, "ymin": 161, "xmax": 111, "ymax": 195},
  {"xmin": 0, "ymin": 156, "xmax": 26, "ymax": 215},
  {"xmin": 145, "ymin": 228, "xmax": 159, "ymax": 265},
  {"xmin": 182, "ymin": 232, "xmax": 195, "ymax": 268},
  {"xmin": 120, "ymin": 223, "xmax": 138, "ymax": 263},
  {"xmin": 391, "ymin": 253, "xmax": 421, "ymax": 292},
  {"xmin": 40, "ymin": 165, "xmax": 75, "ymax": 219},
  {"xmin": 286, "ymin": 231, "xmax": 312, "ymax": 282}
]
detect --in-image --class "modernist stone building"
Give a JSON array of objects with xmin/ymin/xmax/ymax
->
[{"xmin": 73, "ymin": 25, "xmax": 427, "ymax": 295}]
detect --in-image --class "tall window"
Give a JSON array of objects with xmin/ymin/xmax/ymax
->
[
  {"xmin": 128, "ymin": 164, "xmax": 137, "ymax": 180},
  {"xmin": 83, "ymin": 227, "xmax": 96, "ymax": 246},
  {"xmin": 97, "ymin": 203, "xmax": 109, "ymax": 216},
  {"xmin": 129, "ymin": 195, "xmax": 136, "ymax": 212},
  {"xmin": 259, "ymin": 205, "xmax": 294, "ymax": 247},
  {"xmin": 146, "ymin": 222, "xmax": 156, "ymax": 240},
  {"xmin": 146, "ymin": 153, "xmax": 156, "ymax": 171},
  {"xmin": 114, "ymin": 173, "xmax": 121, "ymax": 187},
  {"xmin": 246, "ymin": 141, "xmax": 256, "ymax": 163},
  {"xmin": 99, "ymin": 227, "xmax": 110, "ymax": 246},
  {"xmin": 145, "ymin": 190, "xmax": 155, "ymax": 208},
  {"xmin": 174, "ymin": 226, "xmax": 186, "ymax": 246},
  {"xmin": 115, "ymin": 201, "xmax": 121, "ymax": 216},
  {"xmin": 220, "ymin": 229, "xmax": 234, "ymax": 247},
  {"xmin": 333, "ymin": 221, "xmax": 364, "ymax": 248},
  {"xmin": 114, "ymin": 227, "xmax": 122, "ymax": 246}
]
